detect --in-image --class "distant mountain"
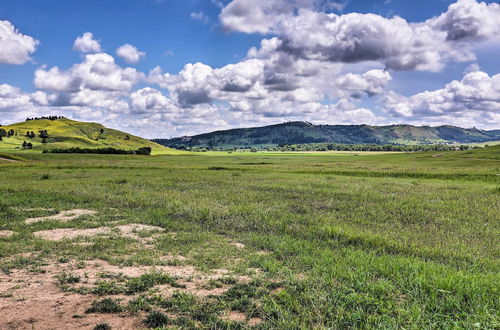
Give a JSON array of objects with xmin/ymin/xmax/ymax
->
[
  {"xmin": 154, "ymin": 122, "xmax": 500, "ymax": 149},
  {"xmin": 0, "ymin": 117, "xmax": 169, "ymax": 153}
]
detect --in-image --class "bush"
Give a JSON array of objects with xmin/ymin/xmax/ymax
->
[
  {"xmin": 86, "ymin": 298, "xmax": 123, "ymax": 314},
  {"xmin": 93, "ymin": 323, "xmax": 111, "ymax": 330},
  {"xmin": 144, "ymin": 310, "xmax": 170, "ymax": 328}
]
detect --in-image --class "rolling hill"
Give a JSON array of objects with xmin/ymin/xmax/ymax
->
[
  {"xmin": 0, "ymin": 117, "xmax": 170, "ymax": 154},
  {"xmin": 154, "ymin": 121, "xmax": 500, "ymax": 149}
]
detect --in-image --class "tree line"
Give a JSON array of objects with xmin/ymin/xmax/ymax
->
[
  {"xmin": 26, "ymin": 116, "xmax": 65, "ymax": 121},
  {"xmin": 43, "ymin": 147, "xmax": 152, "ymax": 155},
  {"xmin": 180, "ymin": 143, "xmax": 480, "ymax": 152}
]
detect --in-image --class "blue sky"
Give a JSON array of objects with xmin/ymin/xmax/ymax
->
[{"xmin": 0, "ymin": 0, "xmax": 499, "ymax": 137}]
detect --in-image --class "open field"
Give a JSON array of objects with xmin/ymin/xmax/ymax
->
[{"xmin": 0, "ymin": 147, "xmax": 499, "ymax": 329}]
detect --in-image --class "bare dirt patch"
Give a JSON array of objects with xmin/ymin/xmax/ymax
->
[
  {"xmin": 222, "ymin": 311, "xmax": 263, "ymax": 325},
  {"xmin": 0, "ymin": 260, "xmax": 143, "ymax": 330},
  {"xmin": 34, "ymin": 227, "xmax": 110, "ymax": 241},
  {"xmin": 0, "ymin": 230, "xmax": 14, "ymax": 238},
  {"xmin": 229, "ymin": 242, "xmax": 245, "ymax": 249},
  {"xmin": 26, "ymin": 209, "xmax": 97, "ymax": 224},
  {"xmin": 33, "ymin": 223, "xmax": 164, "ymax": 242},
  {"xmin": 0, "ymin": 258, "xmax": 253, "ymax": 329}
]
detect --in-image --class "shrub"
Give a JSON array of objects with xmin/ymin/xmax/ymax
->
[
  {"xmin": 93, "ymin": 323, "xmax": 111, "ymax": 330},
  {"xmin": 86, "ymin": 298, "xmax": 123, "ymax": 314},
  {"xmin": 144, "ymin": 310, "xmax": 170, "ymax": 328}
]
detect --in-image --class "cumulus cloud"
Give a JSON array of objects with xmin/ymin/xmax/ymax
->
[
  {"xmin": 34, "ymin": 53, "xmax": 144, "ymax": 92},
  {"xmin": 130, "ymin": 87, "xmax": 175, "ymax": 113},
  {"xmin": 116, "ymin": 44, "xmax": 146, "ymax": 63},
  {"xmin": 384, "ymin": 71, "xmax": 500, "ymax": 127},
  {"xmin": 430, "ymin": 0, "xmax": 500, "ymax": 42},
  {"xmin": 220, "ymin": 0, "xmax": 500, "ymax": 72},
  {"xmin": 73, "ymin": 32, "xmax": 102, "ymax": 53},
  {"xmin": 0, "ymin": 84, "xmax": 32, "ymax": 110},
  {"xmin": 0, "ymin": 20, "xmax": 39, "ymax": 65},
  {"xmin": 219, "ymin": 0, "xmax": 292, "ymax": 33}
]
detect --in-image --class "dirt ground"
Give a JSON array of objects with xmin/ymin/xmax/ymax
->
[{"xmin": 0, "ymin": 258, "xmax": 254, "ymax": 329}]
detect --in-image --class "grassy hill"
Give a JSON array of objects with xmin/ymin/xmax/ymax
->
[
  {"xmin": 0, "ymin": 117, "xmax": 171, "ymax": 154},
  {"xmin": 155, "ymin": 121, "xmax": 500, "ymax": 149}
]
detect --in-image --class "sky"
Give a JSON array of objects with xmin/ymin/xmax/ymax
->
[{"xmin": 0, "ymin": 0, "xmax": 499, "ymax": 138}]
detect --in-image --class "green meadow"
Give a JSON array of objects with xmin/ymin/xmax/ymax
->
[{"xmin": 0, "ymin": 147, "xmax": 499, "ymax": 329}]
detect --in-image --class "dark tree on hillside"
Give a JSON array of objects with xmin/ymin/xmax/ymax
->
[
  {"xmin": 22, "ymin": 141, "xmax": 27, "ymax": 149},
  {"xmin": 0, "ymin": 128, "xmax": 6, "ymax": 137},
  {"xmin": 39, "ymin": 130, "xmax": 49, "ymax": 138},
  {"xmin": 124, "ymin": 135, "xmax": 130, "ymax": 140},
  {"xmin": 7, "ymin": 129, "xmax": 14, "ymax": 137},
  {"xmin": 42, "ymin": 138, "xmax": 48, "ymax": 144}
]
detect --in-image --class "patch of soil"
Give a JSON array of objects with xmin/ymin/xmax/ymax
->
[
  {"xmin": 0, "ymin": 261, "xmax": 142, "ymax": 330},
  {"xmin": 26, "ymin": 209, "xmax": 97, "ymax": 224},
  {"xmin": 0, "ymin": 257, "xmax": 260, "ymax": 328},
  {"xmin": 222, "ymin": 311, "xmax": 263, "ymax": 325},
  {"xmin": 229, "ymin": 242, "xmax": 245, "ymax": 249},
  {"xmin": 0, "ymin": 230, "xmax": 14, "ymax": 238},
  {"xmin": 33, "ymin": 223, "xmax": 165, "ymax": 242},
  {"xmin": 34, "ymin": 227, "xmax": 110, "ymax": 241}
]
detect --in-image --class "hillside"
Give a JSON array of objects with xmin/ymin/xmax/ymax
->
[
  {"xmin": 0, "ymin": 117, "xmax": 170, "ymax": 154},
  {"xmin": 154, "ymin": 122, "xmax": 500, "ymax": 149}
]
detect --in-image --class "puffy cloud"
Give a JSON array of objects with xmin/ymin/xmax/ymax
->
[
  {"xmin": 34, "ymin": 53, "xmax": 144, "ymax": 92},
  {"xmin": 384, "ymin": 71, "xmax": 500, "ymax": 127},
  {"xmin": 219, "ymin": 0, "xmax": 292, "ymax": 34},
  {"xmin": 0, "ymin": 84, "xmax": 31, "ymax": 110},
  {"xmin": 0, "ymin": 20, "xmax": 39, "ymax": 65},
  {"xmin": 336, "ymin": 70, "xmax": 392, "ymax": 98},
  {"xmin": 73, "ymin": 32, "xmax": 102, "ymax": 53},
  {"xmin": 116, "ymin": 44, "xmax": 145, "ymax": 63},
  {"xmin": 430, "ymin": 0, "xmax": 500, "ymax": 41},
  {"xmin": 221, "ymin": 0, "xmax": 500, "ymax": 72},
  {"xmin": 129, "ymin": 87, "xmax": 175, "ymax": 113}
]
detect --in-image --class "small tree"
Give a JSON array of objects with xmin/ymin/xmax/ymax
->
[
  {"xmin": 39, "ymin": 130, "xmax": 49, "ymax": 138},
  {"xmin": 124, "ymin": 135, "xmax": 130, "ymax": 140}
]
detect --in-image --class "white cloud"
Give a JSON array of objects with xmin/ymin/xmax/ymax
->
[
  {"xmin": 384, "ymin": 71, "xmax": 500, "ymax": 128},
  {"xmin": 116, "ymin": 44, "xmax": 145, "ymax": 63},
  {"xmin": 34, "ymin": 53, "xmax": 144, "ymax": 92},
  {"xmin": 0, "ymin": 20, "xmax": 39, "ymax": 65},
  {"xmin": 220, "ymin": 0, "xmax": 500, "ymax": 72},
  {"xmin": 219, "ymin": 0, "xmax": 292, "ymax": 34},
  {"xmin": 0, "ymin": 84, "xmax": 31, "ymax": 110},
  {"xmin": 130, "ymin": 87, "xmax": 175, "ymax": 113},
  {"xmin": 430, "ymin": 0, "xmax": 500, "ymax": 42},
  {"xmin": 73, "ymin": 32, "xmax": 102, "ymax": 53}
]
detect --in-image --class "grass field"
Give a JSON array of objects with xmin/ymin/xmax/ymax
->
[{"xmin": 0, "ymin": 147, "xmax": 499, "ymax": 329}]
